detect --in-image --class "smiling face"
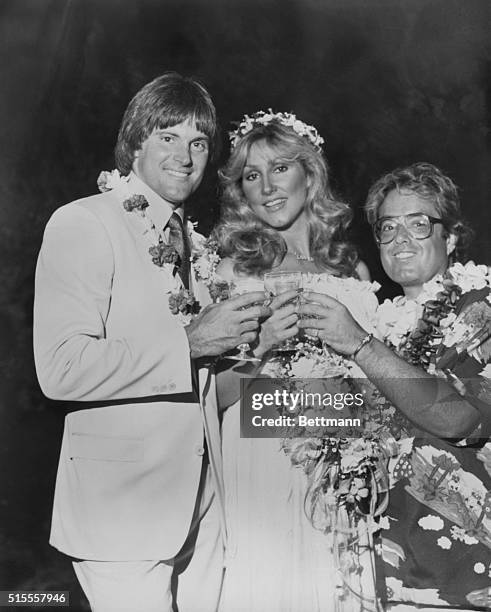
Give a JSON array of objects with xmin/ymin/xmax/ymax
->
[
  {"xmin": 378, "ymin": 189, "xmax": 456, "ymax": 298},
  {"xmin": 132, "ymin": 118, "xmax": 209, "ymax": 206},
  {"xmin": 241, "ymin": 139, "xmax": 310, "ymax": 231}
]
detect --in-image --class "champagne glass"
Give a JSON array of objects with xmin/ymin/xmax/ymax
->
[
  {"xmin": 226, "ymin": 278, "xmax": 264, "ymax": 362},
  {"xmin": 263, "ymin": 271, "xmax": 302, "ymax": 351}
]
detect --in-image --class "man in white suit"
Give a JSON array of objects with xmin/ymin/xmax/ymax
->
[{"xmin": 33, "ymin": 72, "xmax": 268, "ymax": 612}]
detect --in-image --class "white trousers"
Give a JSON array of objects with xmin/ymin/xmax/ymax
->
[{"xmin": 73, "ymin": 462, "xmax": 223, "ymax": 612}]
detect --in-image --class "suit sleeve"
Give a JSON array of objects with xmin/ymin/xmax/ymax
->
[{"xmin": 33, "ymin": 204, "xmax": 194, "ymax": 401}]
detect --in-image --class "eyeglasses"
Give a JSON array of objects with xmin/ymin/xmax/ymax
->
[{"xmin": 373, "ymin": 213, "xmax": 443, "ymax": 245}]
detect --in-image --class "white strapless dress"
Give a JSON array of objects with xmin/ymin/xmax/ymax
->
[{"xmin": 219, "ymin": 274, "xmax": 380, "ymax": 612}]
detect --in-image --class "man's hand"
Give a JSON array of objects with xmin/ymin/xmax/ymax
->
[
  {"xmin": 185, "ymin": 291, "xmax": 270, "ymax": 359},
  {"xmin": 298, "ymin": 291, "xmax": 366, "ymax": 355}
]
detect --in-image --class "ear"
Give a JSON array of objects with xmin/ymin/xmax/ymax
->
[{"xmin": 446, "ymin": 233, "xmax": 457, "ymax": 256}]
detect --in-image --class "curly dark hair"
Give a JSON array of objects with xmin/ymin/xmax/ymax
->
[
  {"xmin": 214, "ymin": 120, "xmax": 359, "ymax": 277},
  {"xmin": 365, "ymin": 162, "xmax": 473, "ymax": 262}
]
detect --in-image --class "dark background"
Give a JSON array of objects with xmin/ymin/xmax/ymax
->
[{"xmin": 1, "ymin": 0, "xmax": 490, "ymax": 609}]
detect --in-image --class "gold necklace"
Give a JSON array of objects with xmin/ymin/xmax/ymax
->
[{"xmin": 291, "ymin": 251, "xmax": 314, "ymax": 262}]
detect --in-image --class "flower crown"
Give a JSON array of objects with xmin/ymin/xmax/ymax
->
[{"xmin": 229, "ymin": 109, "xmax": 325, "ymax": 151}]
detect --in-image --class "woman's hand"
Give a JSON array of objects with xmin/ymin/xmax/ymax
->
[
  {"xmin": 298, "ymin": 291, "xmax": 367, "ymax": 356},
  {"xmin": 253, "ymin": 289, "xmax": 299, "ymax": 358}
]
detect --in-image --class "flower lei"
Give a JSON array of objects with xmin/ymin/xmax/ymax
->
[
  {"xmin": 264, "ymin": 344, "xmax": 395, "ymax": 504},
  {"xmin": 377, "ymin": 261, "xmax": 491, "ymax": 386},
  {"xmin": 229, "ymin": 109, "xmax": 325, "ymax": 151},
  {"xmin": 262, "ymin": 339, "xmax": 395, "ymax": 600},
  {"xmin": 190, "ymin": 237, "xmax": 233, "ymax": 303},
  {"xmin": 97, "ymin": 169, "xmax": 220, "ymax": 324}
]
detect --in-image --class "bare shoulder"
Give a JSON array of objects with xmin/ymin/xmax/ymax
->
[
  {"xmin": 215, "ymin": 257, "xmax": 237, "ymax": 282},
  {"xmin": 355, "ymin": 260, "xmax": 371, "ymax": 281}
]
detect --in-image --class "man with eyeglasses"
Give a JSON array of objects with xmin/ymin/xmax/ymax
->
[
  {"xmin": 368, "ymin": 164, "xmax": 460, "ymax": 299},
  {"xmin": 299, "ymin": 162, "xmax": 490, "ymax": 610}
]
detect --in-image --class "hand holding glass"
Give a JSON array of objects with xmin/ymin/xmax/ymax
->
[
  {"xmin": 226, "ymin": 278, "xmax": 264, "ymax": 362},
  {"xmin": 263, "ymin": 271, "xmax": 302, "ymax": 351}
]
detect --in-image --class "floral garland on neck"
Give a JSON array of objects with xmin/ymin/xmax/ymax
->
[
  {"xmin": 377, "ymin": 261, "xmax": 491, "ymax": 385},
  {"xmin": 97, "ymin": 169, "xmax": 228, "ymax": 323}
]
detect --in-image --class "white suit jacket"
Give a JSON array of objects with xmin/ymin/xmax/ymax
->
[{"xmin": 33, "ymin": 174, "xmax": 224, "ymax": 561}]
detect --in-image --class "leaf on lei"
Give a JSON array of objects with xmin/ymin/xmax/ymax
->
[{"xmin": 149, "ymin": 243, "xmax": 180, "ymax": 267}]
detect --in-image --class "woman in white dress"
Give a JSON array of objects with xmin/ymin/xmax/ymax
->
[{"xmin": 213, "ymin": 111, "xmax": 380, "ymax": 612}]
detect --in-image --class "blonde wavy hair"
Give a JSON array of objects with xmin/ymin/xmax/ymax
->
[{"xmin": 214, "ymin": 120, "xmax": 359, "ymax": 277}]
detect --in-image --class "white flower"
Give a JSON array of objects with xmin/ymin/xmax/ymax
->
[
  {"xmin": 474, "ymin": 562, "xmax": 486, "ymax": 574},
  {"xmin": 229, "ymin": 109, "xmax": 324, "ymax": 150},
  {"xmin": 289, "ymin": 356, "xmax": 317, "ymax": 378},
  {"xmin": 442, "ymin": 318, "xmax": 470, "ymax": 347},
  {"xmin": 418, "ymin": 274, "xmax": 444, "ymax": 304},
  {"xmin": 97, "ymin": 168, "xmax": 130, "ymax": 193},
  {"xmin": 379, "ymin": 516, "xmax": 391, "ymax": 530},
  {"xmin": 450, "ymin": 261, "xmax": 489, "ymax": 293},
  {"xmin": 340, "ymin": 453, "xmax": 362, "ymax": 471},
  {"xmin": 418, "ymin": 515, "xmax": 444, "ymax": 531},
  {"xmin": 188, "ymin": 223, "xmax": 207, "ymax": 253},
  {"xmin": 450, "ymin": 525, "xmax": 479, "ymax": 545},
  {"xmin": 377, "ymin": 297, "xmax": 422, "ymax": 346},
  {"xmin": 437, "ymin": 536, "xmax": 452, "ymax": 550},
  {"xmin": 440, "ymin": 312, "xmax": 457, "ymax": 329},
  {"xmin": 106, "ymin": 169, "xmax": 127, "ymax": 190},
  {"xmin": 293, "ymin": 119, "xmax": 305, "ymax": 133},
  {"xmin": 193, "ymin": 252, "xmax": 220, "ymax": 281},
  {"xmin": 261, "ymin": 360, "xmax": 287, "ymax": 378}
]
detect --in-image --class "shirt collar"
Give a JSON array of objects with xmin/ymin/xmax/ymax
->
[{"xmin": 127, "ymin": 172, "xmax": 184, "ymax": 229}]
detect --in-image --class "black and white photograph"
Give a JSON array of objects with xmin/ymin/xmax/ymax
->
[{"xmin": 1, "ymin": 1, "xmax": 490, "ymax": 611}]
